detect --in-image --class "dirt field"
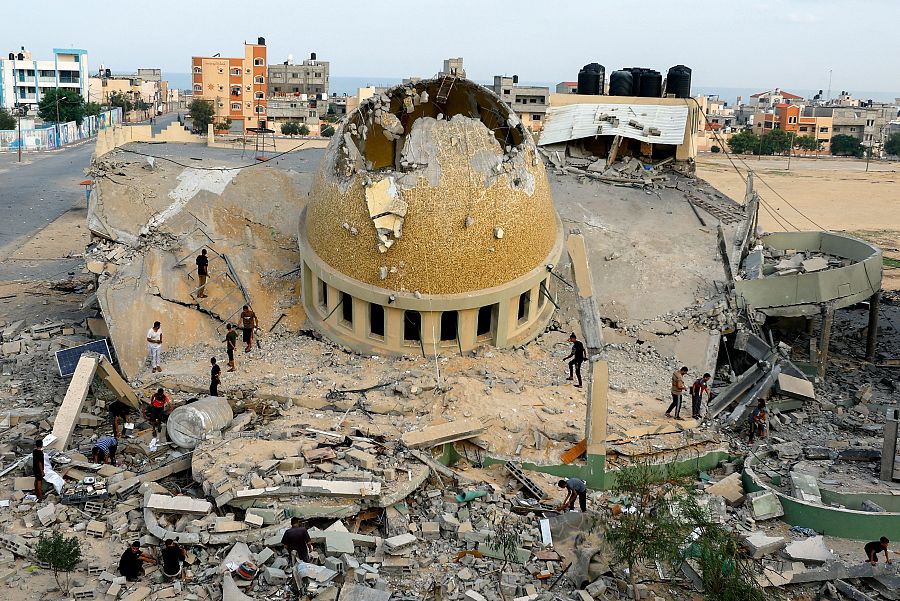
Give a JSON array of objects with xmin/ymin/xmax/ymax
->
[{"xmin": 697, "ymin": 155, "xmax": 900, "ymax": 290}]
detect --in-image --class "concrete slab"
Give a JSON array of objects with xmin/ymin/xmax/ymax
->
[
  {"xmin": 299, "ymin": 479, "xmax": 381, "ymax": 498},
  {"xmin": 222, "ymin": 575, "xmax": 254, "ymax": 601},
  {"xmin": 400, "ymin": 419, "xmax": 485, "ymax": 449},
  {"xmin": 784, "ymin": 536, "xmax": 834, "ymax": 564},
  {"xmin": 705, "ymin": 472, "xmax": 745, "ymax": 506},
  {"xmin": 747, "ymin": 490, "xmax": 784, "ymax": 521},
  {"xmin": 145, "ymin": 493, "xmax": 212, "ymax": 515},
  {"xmin": 743, "ymin": 532, "xmax": 786, "ymax": 559},
  {"xmin": 790, "ymin": 472, "xmax": 822, "ymax": 503},
  {"xmin": 777, "ymin": 373, "xmax": 816, "ymax": 402},
  {"xmin": 338, "ymin": 584, "xmax": 392, "ymax": 601},
  {"xmin": 48, "ymin": 355, "xmax": 100, "ymax": 450}
]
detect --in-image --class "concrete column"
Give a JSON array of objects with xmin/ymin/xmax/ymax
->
[
  {"xmin": 420, "ymin": 311, "xmax": 440, "ymax": 357},
  {"xmin": 351, "ymin": 297, "xmax": 367, "ymax": 339},
  {"xmin": 527, "ymin": 284, "xmax": 540, "ymax": 321},
  {"xmin": 585, "ymin": 360, "xmax": 609, "ymax": 457},
  {"xmin": 881, "ymin": 409, "xmax": 899, "ymax": 482},
  {"xmin": 325, "ymin": 284, "xmax": 340, "ymax": 324},
  {"xmin": 458, "ymin": 308, "xmax": 478, "ymax": 352},
  {"xmin": 385, "ymin": 306, "xmax": 403, "ymax": 350},
  {"xmin": 495, "ymin": 297, "xmax": 513, "ymax": 347},
  {"xmin": 817, "ymin": 302, "xmax": 834, "ymax": 380},
  {"xmin": 866, "ymin": 292, "xmax": 881, "ymax": 362}
]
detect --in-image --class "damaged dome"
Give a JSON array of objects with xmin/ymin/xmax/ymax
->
[{"xmin": 303, "ymin": 77, "xmax": 560, "ymax": 296}]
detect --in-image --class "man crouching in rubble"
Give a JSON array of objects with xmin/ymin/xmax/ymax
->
[
  {"xmin": 118, "ymin": 541, "xmax": 156, "ymax": 581},
  {"xmin": 748, "ymin": 399, "xmax": 768, "ymax": 443},
  {"xmin": 557, "ymin": 478, "xmax": 588, "ymax": 512}
]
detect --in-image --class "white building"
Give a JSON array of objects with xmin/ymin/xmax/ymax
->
[{"xmin": 0, "ymin": 47, "xmax": 90, "ymax": 111}]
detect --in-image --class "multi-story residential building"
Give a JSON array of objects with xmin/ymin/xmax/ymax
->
[
  {"xmin": 803, "ymin": 105, "xmax": 897, "ymax": 149},
  {"xmin": 746, "ymin": 88, "xmax": 805, "ymax": 109},
  {"xmin": 88, "ymin": 68, "xmax": 164, "ymax": 110},
  {"xmin": 266, "ymin": 97, "xmax": 323, "ymax": 134},
  {"xmin": 555, "ymin": 81, "xmax": 578, "ymax": 94},
  {"xmin": 192, "ymin": 38, "xmax": 267, "ymax": 131},
  {"xmin": 490, "ymin": 75, "xmax": 549, "ymax": 132},
  {"xmin": 268, "ymin": 53, "xmax": 329, "ymax": 97},
  {"xmin": 753, "ymin": 103, "xmax": 832, "ymax": 150},
  {"xmin": 0, "ymin": 47, "xmax": 89, "ymax": 112}
]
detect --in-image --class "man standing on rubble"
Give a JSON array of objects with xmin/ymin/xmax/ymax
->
[
  {"xmin": 33, "ymin": 439, "xmax": 45, "ymax": 501},
  {"xmin": 240, "ymin": 305, "xmax": 258, "ymax": 352},
  {"xmin": 665, "ymin": 366, "xmax": 689, "ymax": 420},
  {"xmin": 118, "ymin": 541, "xmax": 156, "ymax": 581},
  {"xmin": 865, "ymin": 537, "xmax": 892, "ymax": 565},
  {"xmin": 690, "ymin": 372, "xmax": 712, "ymax": 420},
  {"xmin": 282, "ymin": 517, "xmax": 313, "ymax": 565},
  {"xmin": 557, "ymin": 478, "xmax": 588, "ymax": 512},
  {"xmin": 149, "ymin": 388, "xmax": 171, "ymax": 435},
  {"xmin": 91, "ymin": 435, "xmax": 118, "ymax": 466},
  {"xmin": 147, "ymin": 321, "xmax": 163, "ymax": 373},
  {"xmin": 109, "ymin": 400, "xmax": 131, "ymax": 439},
  {"xmin": 562, "ymin": 333, "xmax": 586, "ymax": 388},
  {"xmin": 196, "ymin": 249, "xmax": 209, "ymax": 299},
  {"xmin": 225, "ymin": 323, "xmax": 237, "ymax": 372},
  {"xmin": 748, "ymin": 399, "xmax": 768, "ymax": 443},
  {"xmin": 210, "ymin": 357, "xmax": 221, "ymax": 397}
]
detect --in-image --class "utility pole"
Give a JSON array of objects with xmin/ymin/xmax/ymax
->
[
  {"xmin": 787, "ymin": 131, "xmax": 795, "ymax": 170},
  {"xmin": 16, "ymin": 105, "xmax": 23, "ymax": 163}
]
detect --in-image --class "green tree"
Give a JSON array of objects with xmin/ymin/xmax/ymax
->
[
  {"xmin": 884, "ymin": 132, "xmax": 900, "ymax": 156},
  {"xmin": 36, "ymin": 531, "xmax": 82, "ymax": 593},
  {"xmin": 298, "ymin": 123, "xmax": 310, "ymax": 136},
  {"xmin": 711, "ymin": 145, "xmax": 721, "ymax": 153},
  {"xmin": 320, "ymin": 124, "xmax": 335, "ymax": 137},
  {"xmin": 214, "ymin": 117, "xmax": 233, "ymax": 132},
  {"xmin": 37, "ymin": 88, "xmax": 87, "ymax": 125},
  {"xmin": 84, "ymin": 101, "xmax": 101, "ymax": 117},
  {"xmin": 0, "ymin": 107, "xmax": 15, "ymax": 130},
  {"xmin": 281, "ymin": 121, "xmax": 300, "ymax": 136},
  {"xmin": 188, "ymin": 98, "xmax": 216, "ymax": 132},
  {"xmin": 759, "ymin": 129, "xmax": 792, "ymax": 155},
  {"xmin": 108, "ymin": 91, "xmax": 133, "ymax": 112},
  {"xmin": 830, "ymin": 134, "xmax": 864, "ymax": 157},
  {"xmin": 794, "ymin": 135, "xmax": 819, "ymax": 151},
  {"xmin": 727, "ymin": 130, "xmax": 760, "ymax": 155}
]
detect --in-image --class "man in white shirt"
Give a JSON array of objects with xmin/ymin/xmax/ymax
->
[{"xmin": 147, "ymin": 321, "xmax": 163, "ymax": 373}]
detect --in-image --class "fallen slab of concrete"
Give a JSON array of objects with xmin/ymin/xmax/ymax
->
[
  {"xmin": 299, "ymin": 479, "xmax": 381, "ymax": 498},
  {"xmin": 48, "ymin": 355, "xmax": 100, "ymax": 451},
  {"xmin": 145, "ymin": 493, "xmax": 212, "ymax": 515},
  {"xmin": 400, "ymin": 419, "xmax": 485, "ymax": 449}
]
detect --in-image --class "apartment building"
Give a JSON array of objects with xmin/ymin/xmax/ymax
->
[
  {"xmin": 192, "ymin": 38, "xmax": 267, "ymax": 131},
  {"xmin": 88, "ymin": 68, "xmax": 164, "ymax": 109},
  {"xmin": 753, "ymin": 103, "xmax": 832, "ymax": 149},
  {"xmin": 268, "ymin": 53, "xmax": 329, "ymax": 97},
  {"xmin": 555, "ymin": 81, "xmax": 578, "ymax": 94},
  {"xmin": 490, "ymin": 75, "xmax": 550, "ymax": 132},
  {"xmin": 0, "ymin": 47, "xmax": 89, "ymax": 111},
  {"xmin": 803, "ymin": 105, "xmax": 898, "ymax": 148}
]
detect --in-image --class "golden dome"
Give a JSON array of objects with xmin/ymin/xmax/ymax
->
[{"xmin": 303, "ymin": 78, "xmax": 559, "ymax": 296}]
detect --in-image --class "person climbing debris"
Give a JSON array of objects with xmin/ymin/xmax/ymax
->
[
  {"xmin": 865, "ymin": 537, "xmax": 892, "ymax": 565},
  {"xmin": 149, "ymin": 387, "xmax": 171, "ymax": 434},
  {"xmin": 109, "ymin": 400, "xmax": 131, "ymax": 439},
  {"xmin": 225, "ymin": 323, "xmax": 237, "ymax": 372},
  {"xmin": 91, "ymin": 435, "xmax": 118, "ymax": 465},
  {"xmin": 562, "ymin": 333, "xmax": 585, "ymax": 388},
  {"xmin": 666, "ymin": 366, "xmax": 689, "ymax": 420},
  {"xmin": 557, "ymin": 477, "xmax": 588, "ymax": 512},
  {"xmin": 281, "ymin": 517, "xmax": 313, "ymax": 565},
  {"xmin": 147, "ymin": 321, "xmax": 163, "ymax": 373},
  {"xmin": 748, "ymin": 398, "xmax": 768, "ymax": 443},
  {"xmin": 119, "ymin": 541, "xmax": 156, "ymax": 581},
  {"xmin": 196, "ymin": 249, "xmax": 209, "ymax": 298},
  {"xmin": 161, "ymin": 538, "xmax": 187, "ymax": 580},
  {"xmin": 690, "ymin": 372, "xmax": 711, "ymax": 419},
  {"xmin": 240, "ymin": 305, "xmax": 258, "ymax": 352},
  {"xmin": 33, "ymin": 439, "xmax": 45, "ymax": 501},
  {"xmin": 210, "ymin": 357, "xmax": 221, "ymax": 397}
]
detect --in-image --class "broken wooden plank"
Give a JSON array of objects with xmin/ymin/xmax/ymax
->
[
  {"xmin": 560, "ymin": 439, "xmax": 587, "ymax": 464},
  {"xmin": 48, "ymin": 355, "xmax": 101, "ymax": 451},
  {"xmin": 400, "ymin": 419, "xmax": 485, "ymax": 450}
]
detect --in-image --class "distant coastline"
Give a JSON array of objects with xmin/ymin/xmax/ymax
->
[{"xmin": 162, "ymin": 72, "xmax": 899, "ymax": 106}]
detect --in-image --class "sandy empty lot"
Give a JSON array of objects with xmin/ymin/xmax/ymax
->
[{"xmin": 697, "ymin": 154, "xmax": 900, "ymax": 289}]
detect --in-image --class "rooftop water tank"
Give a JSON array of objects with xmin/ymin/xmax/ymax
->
[
  {"xmin": 609, "ymin": 70, "xmax": 633, "ymax": 96},
  {"xmin": 665, "ymin": 65, "xmax": 692, "ymax": 98},
  {"xmin": 577, "ymin": 63, "xmax": 604, "ymax": 95},
  {"xmin": 641, "ymin": 70, "xmax": 663, "ymax": 98}
]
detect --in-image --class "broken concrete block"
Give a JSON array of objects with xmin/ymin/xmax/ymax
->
[
  {"xmin": 384, "ymin": 533, "xmax": 417, "ymax": 553},
  {"xmin": 324, "ymin": 531, "xmax": 355, "ymax": 556},
  {"xmin": 120, "ymin": 586, "xmax": 151, "ymax": 601},
  {"xmin": 346, "ymin": 449, "xmax": 377, "ymax": 470},
  {"xmin": 776, "ymin": 373, "xmax": 815, "ymax": 401},
  {"xmin": 256, "ymin": 547, "xmax": 275, "ymax": 566},
  {"xmin": 773, "ymin": 441, "xmax": 803, "ymax": 459},
  {"xmin": 299, "ymin": 479, "xmax": 381, "ymax": 498},
  {"xmin": 263, "ymin": 566, "xmax": 289, "ymax": 585},
  {"xmin": 801, "ymin": 257, "xmax": 828, "ymax": 273},
  {"xmin": 400, "ymin": 419, "xmax": 485, "ymax": 449},
  {"xmin": 86, "ymin": 519, "xmax": 107, "ymax": 538},
  {"xmin": 784, "ymin": 536, "xmax": 834, "ymax": 563},
  {"xmin": 747, "ymin": 490, "xmax": 784, "ymax": 521},
  {"xmin": 36, "ymin": 503, "xmax": 57, "ymax": 526},
  {"xmin": 705, "ymin": 472, "xmax": 745, "ymax": 506},
  {"xmin": 338, "ymin": 583, "xmax": 392, "ymax": 601},
  {"xmin": 464, "ymin": 592, "xmax": 488, "ymax": 601},
  {"xmin": 421, "ymin": 522, "xmax": 440, "ymax": 540},
  {"xmin": 743, "ymin": 532, "xmax": 786, "ymax": 559},
  {"xmin": 145, "ymin": 493, "xmax": 212, "ymax": 515},
  {"xmin": 790, "ymin": 472, "xmax": 822, "ymax": 503},
  {"xmin": 71, "ymin": 586, "xmax": 95, "ymax": 599}
]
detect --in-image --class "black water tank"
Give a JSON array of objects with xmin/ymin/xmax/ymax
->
[
  {"xmin": 311, "ymin": 52, "xmax": 316, "ymax": 60},
  {"xmin": 666, "ymin": 65, "xmax": 692, "ymax": 98},
  {"xmin": 642, "ymin": 70, "xmax": 662, "ymax": 97},
  {"xmin": 8, "ymin": 53, "xmax": 14, "ymax": 60},
  {"xmin": 609, "ymin": 70, "xmax": 633, "ymax": 96},
  {"xmin": 513, "ymin": 74, "xmax": 519, "ymax": 83},
  {"xmin": 577, "ymin": 63, "xmax": 604, "ymax": 95},
  {"xmin": 258, "ymin": 37, "xmax": 266, "ymax": 45}
]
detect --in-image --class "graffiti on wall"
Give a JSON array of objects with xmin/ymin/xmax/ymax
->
[{"xmin": 0, "ymin": 108, "xmax": 122, "ymax": 151}]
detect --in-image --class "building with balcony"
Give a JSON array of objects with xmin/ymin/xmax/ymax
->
[
  {"xmin": 490, "ymin": 75, "xmax": 549, "ymax": 132},
  {"xmin": 752, "ymin": 104, "xmax": 833, "ymax": 151},
  {"xmin": 268, "ymin": 53, "xmax": 329, "ymax": 97},
  {"xmin": 191, "ymin": 38, "xmax": 267, "ymax": 131},
  {"xmin": 88, "ymin": 67, "xmax": 165, "ymax": 112},
  {"xmin": 0, "ymin": 47, "xmax": 89, "ymax": 111}
]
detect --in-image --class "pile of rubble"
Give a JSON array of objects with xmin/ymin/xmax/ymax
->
[
  {"xmin": 542, "ymin": 150, "xmax": 670, "ymax": 188},
  {"xmin": 742, "ymin": 246, "xmax": 857, "ymax": 280}
]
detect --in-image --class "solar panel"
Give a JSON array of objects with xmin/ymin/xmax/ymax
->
[{"xmin": 55, "ymin": 339, "xmax": 113, "ymax": 377}]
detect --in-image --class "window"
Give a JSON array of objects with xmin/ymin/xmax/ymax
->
[
  {"xmin": 218, "ymin": 67, "xmax": 224, "ymax": 74},
  {"xmin": 291, "ymin": 72, "xmax": 298, "ymax": 78},
  {"xmin": 340, "ymin": 292, "xmax": 353, "ymax": 326},
  {"xmin": 788, "ymin": 116, "xmax": 797, "ymax": 124},
  {"xmin": 503, "ymin": 89, "xmax": 511, "ymax": 95},
  {"xmin": 369, "ymin": 304, "xmax": 385, "ymax": 338},
  {"xmin": 820, "ymin": 127, "xmax": 828, "ymax": 132},
  {"xmin": 799, "ymin": 126, "xmax": 808, "ymax": 132},
  {"xmin": 529, "ymin": 98, "xmax": 537, "ymax": 103},
  {"xmin": 318, "ymin": 278, "xmax": 328, "ymax": 312},
  {"xmin": 254, "ymin": 58, "xmax": 264, "ymax": 66},
  {"xmin": 254, "ymin": 105, "xmax": 266, "ymax": 114},
  {"xmin": 308, "ymin": 110, "xmax": 316, "ymax": 117},
  {"xmin": 293, "ymin": 87, "xmax": 300, "ymax": 93},
  {"xmin": 440, "ymin": 311, "xmax": 458, "ymax": 342},
  {"xmin": 193, "ymin": 84, "xmax": 202, "ymax": 92},
  {"xmin": 231, "ymin": 86, "xmax": 241, "ymax": 96},
  {"xmin": 254, "ymin": 76, "xmax": 264, "ymax": 84},
  {"xmin": 193, "ymin": 66, "xmax": 201, "ymax": 74},
  {"xmin": 517, "ymin": 291, "xmax": 531, "ymax": 324},
  {"xmin": 532, "ymin": 114, "xmax": 542, "ymax": 121},
  {"xmin": 231, "ymin": 102, "xmax": 241, "ymax": 110},
  {"xmin": 404, "ymin": 311, "xmax": 421, "ymax": 343},
  {"xmin": 290, "ymin": 103, "xmax": 297, "ymax": 108},
  {"xmin": 231, "ymin": 68, "xmax": 241, "ymax": 76},
  {"xmin": 477, "ymin": 305, "xmax": 495, "ymax": 338},
  {"xmin": 850, "ymin": 127, "xmax": 856, "ymax": 132},
  {"xmin": 254, "ymin": 91, "xmax": 264, "ymax": 99}
]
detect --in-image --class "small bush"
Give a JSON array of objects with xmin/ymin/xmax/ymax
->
[
  {"xmin": 36, "ymin": 531, "xmax": 82, "ymax": 593},
  {"xmin": 711, "ymin": 145, "xmax": 721, "ymax": 153}
]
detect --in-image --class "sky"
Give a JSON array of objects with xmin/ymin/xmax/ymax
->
[{"xmin": 9, "ymin": 0, "xmax": 899, "ymax": 96}]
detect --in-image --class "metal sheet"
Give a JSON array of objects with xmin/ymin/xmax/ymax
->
[{"xmin": 539, "ymin": 103, "xmax": 689, "ymax": 146}]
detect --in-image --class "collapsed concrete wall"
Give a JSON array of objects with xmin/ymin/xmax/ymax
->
[{"xmin": 87, "ymin": 150, "xmax": 310, "ymax": 378}]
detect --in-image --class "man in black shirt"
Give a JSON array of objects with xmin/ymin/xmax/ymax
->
[
  {"xmin": 118, "ymin": 541, "xmax": 156, "ymax": 581},
  {"xmin": 109, "ymin": 400, "xmax": 131, "ymax": 439},
  {"xmin": 33, "ymin": 439, "xmax": 45, "ymax": 501},
  {"xmin": 281, "ymin": 517, "xmax": 312, "ymax": 565},
  {"xmin": 161, "ymin": 539, "xmax": 186, "ymax": 580},
  {"xmin": 563, "ymin": 333, "xmax": 586, "ymax": 388},
  {"xmin": 210, "ymin": 357, "xmax": 221, "ymax": 397},
  {"xmin": 196, "ymin": 249, "xmax": 209, "ymax": 298},
  {"xmin": 865, "ymin": 537, "xmax": 892, "ymax": 565},
  {"xmin": 557, "ymin": 478, "xmax": 588, "ymax": 512}
]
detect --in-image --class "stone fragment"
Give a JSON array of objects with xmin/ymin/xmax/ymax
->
[
  {"xmin": 743, "ymin": 532, "xmax": 786, "ymax": 559},
  {"xmin": 784, "ymin": 536, "xmax": 834, "ymax": 563},
  {"xmin": 747, "ymin": 490, "xmax": 784, "ymax": 521},
  {"xmin": 705, "ymin": 472, "xmax": 745, "ymax": 506}
]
